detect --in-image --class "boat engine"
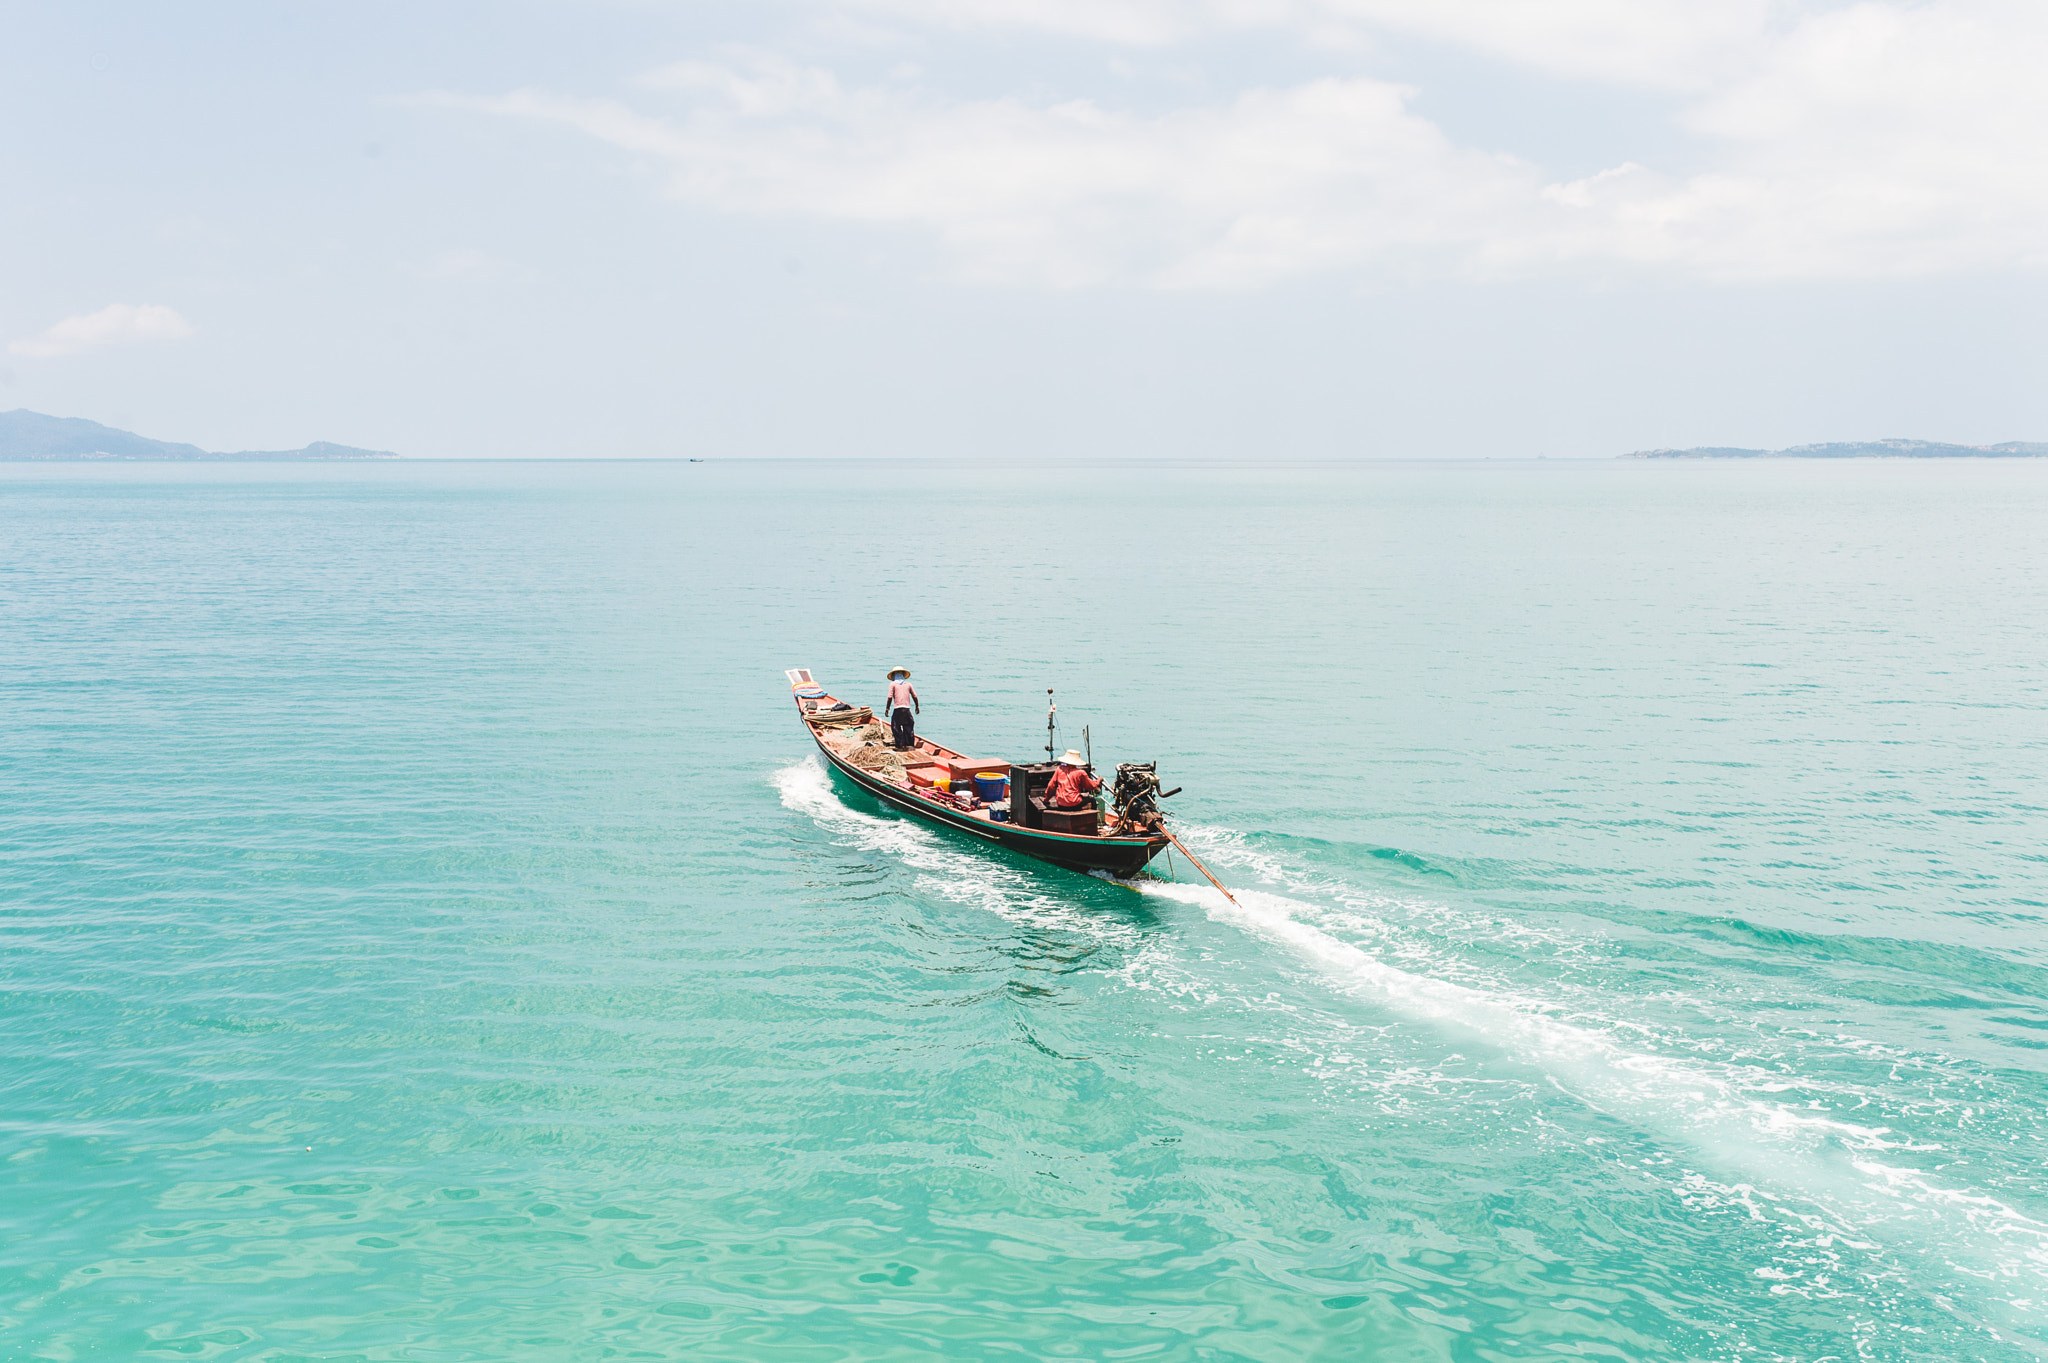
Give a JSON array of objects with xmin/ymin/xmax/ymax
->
[{"xmin": 1111, "ymin": 762, "xmax": 1181, "ymax": 834}]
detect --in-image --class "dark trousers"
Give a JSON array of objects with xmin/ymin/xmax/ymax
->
[{"xmin": 891, "ymin": 707, "xmax": 915, "ymax": 749}]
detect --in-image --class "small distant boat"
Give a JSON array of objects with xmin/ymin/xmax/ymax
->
[{"xmin": 787, "ymin": 669, "xmax": 1175, "ymax": 878}]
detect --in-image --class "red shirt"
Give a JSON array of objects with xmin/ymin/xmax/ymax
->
[{"xmin": 1046, "ymin": 765, "xmax": 1101, "ymax": 808}]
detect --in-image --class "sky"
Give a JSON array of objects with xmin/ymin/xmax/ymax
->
[{"xmin": 3, "ymin": 0, "xmax": 2045, "ymax": 459}]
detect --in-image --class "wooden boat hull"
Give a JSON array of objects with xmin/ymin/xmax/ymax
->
[{"xmin": 793, "ymin": 687, "xmax": 1169, "ymax": 879}]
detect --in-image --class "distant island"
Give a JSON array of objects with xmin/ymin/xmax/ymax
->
[
  {"xmin": 0, "ymin": 409, "xmax": 397, "ymax": 461},
  {"xmin": 1625, "ymin": 438, "xmax": 2048, "ymax": 459}
]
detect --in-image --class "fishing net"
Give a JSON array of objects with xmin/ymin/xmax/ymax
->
[
  {"xmin": 806, "ymin": 706, "xmax": 875, "ymax": 728},
  {"xmin": 843, "ymin": 744, "xmax": 909, "ymax": 778}
]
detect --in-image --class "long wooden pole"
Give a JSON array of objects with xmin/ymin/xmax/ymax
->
[{"xmin": 1164, "ymin": 830, "xmax": 1239, "ymax": 907}]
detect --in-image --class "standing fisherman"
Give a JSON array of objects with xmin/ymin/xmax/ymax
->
[{"xmin": 884, "ymin": 667, "xmax": 920, "ymax": 751}]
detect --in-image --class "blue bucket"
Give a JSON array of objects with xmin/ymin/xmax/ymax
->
[{"xmin": 973, "ymin": 772, "xmax": 1008, "ymax": 802}]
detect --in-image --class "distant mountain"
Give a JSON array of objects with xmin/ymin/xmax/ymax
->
[
  {"xmin": 1625, "ymin": 438, "xmax": 2048, "ymax": 459},
  {"xmin": 0, "ymin": 410, "xmax": 397, "ymax": 460},
  {"xmin": 221, "ymin": 439, "xmax": 399, "ymax": 461}
]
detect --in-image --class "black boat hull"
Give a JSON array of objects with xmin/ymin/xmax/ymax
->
[{"xmin": 809, "ymin": 731, "xmax": 1169, "ymax": 878}]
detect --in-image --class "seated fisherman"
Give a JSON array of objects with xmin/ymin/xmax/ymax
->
[{"xmin": 1046, "ymin": 750, "xmax": 1102, "ymax": 809}]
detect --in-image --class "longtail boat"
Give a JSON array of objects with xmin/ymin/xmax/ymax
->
[{"xmin": 786, "ymin": 669, "xmax": 1175, "ymax": 878}]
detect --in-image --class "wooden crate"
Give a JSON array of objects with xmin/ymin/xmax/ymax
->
[
  {"xmin": 1038, "ymin": 805, "xmax": 1100, "ymax": 836},
  {"xmin": 940, "ymin": 756, "xmax": 1006, "ymax": 786}
]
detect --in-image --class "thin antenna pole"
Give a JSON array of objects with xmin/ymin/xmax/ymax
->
[{"xmin": 1045, "ymin": 689, "xmax": 1057, "ymax": 763}]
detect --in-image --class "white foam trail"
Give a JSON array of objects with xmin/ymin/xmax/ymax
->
[
  {"xmin": 777, "ymin": 762, "xmax": 2048, "ymax": 1310},
  {"xmin": 1183, "ymin": 824, "xmax": 2018, "ymax": 1134},
  {"xmin": 1132, "ymin": 871, "xmax": 2048, "ymax": 1296},
  {"xmin": 1175, "ymin": 821, "xmax": 1607, "ymax": 979}
]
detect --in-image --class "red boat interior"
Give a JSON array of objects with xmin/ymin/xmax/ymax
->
[{"xmin": 794, "ymin": 687, "xmax": 1143, "ymax": 839}]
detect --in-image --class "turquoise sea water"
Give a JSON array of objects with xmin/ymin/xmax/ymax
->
[{"xmin": 4, "ymin": 458, "xmax": 2047, "ymax": 1362}]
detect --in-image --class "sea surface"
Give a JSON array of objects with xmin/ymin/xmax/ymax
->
[{"xmin": 3, "ymin": 458, "xmax": 2046, "ymax": 1362}]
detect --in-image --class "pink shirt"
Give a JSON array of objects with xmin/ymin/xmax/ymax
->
[{"xmin": 887, "ymin": 679, "xmax": 918, "ymax": 711}]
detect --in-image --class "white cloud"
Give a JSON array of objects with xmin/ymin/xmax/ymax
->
[
  {"xmin": 1546, "ymin": 0, "xmax": 2048, "ymax": 277},
  {"xmin": 435, "ymin": 67, "xmax": 1542, "ymax": 288},
  {"xmin": 831, "ymin": 0, "xmax": 1789, "ymax": 89},
  {"xmin": 8, "ymin": 303, "xmax": 195, "ymax": 358},
  {"xmin": 435, "ymin": 0, "xmax": 2048, "ymax": 288},
  {"xmin": 821, "ymin": 0, "xmax": 1272, "ymax": 48}
]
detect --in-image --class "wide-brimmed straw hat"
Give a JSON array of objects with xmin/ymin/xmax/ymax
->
[
  {"xmin": 1058, "ymin": 749, "xmax": 1086, "ymax": 765},
  {"xmin": 887, "ymin": 667, "xmax": 911, "ymax": 679}
]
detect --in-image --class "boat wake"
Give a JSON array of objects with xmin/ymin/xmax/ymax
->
[
  {"xmin": 1144, "ymin": 827, "xmax": 2048, "ymax": 1316},
  {"xmin": 776, "ymin": 759, "xmax": 2048, "ymax": 1329}
]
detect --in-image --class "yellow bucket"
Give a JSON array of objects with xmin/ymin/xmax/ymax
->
[{"xmin": 932, "ymin": 775, "xmax": 951, "ymax": 791}]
